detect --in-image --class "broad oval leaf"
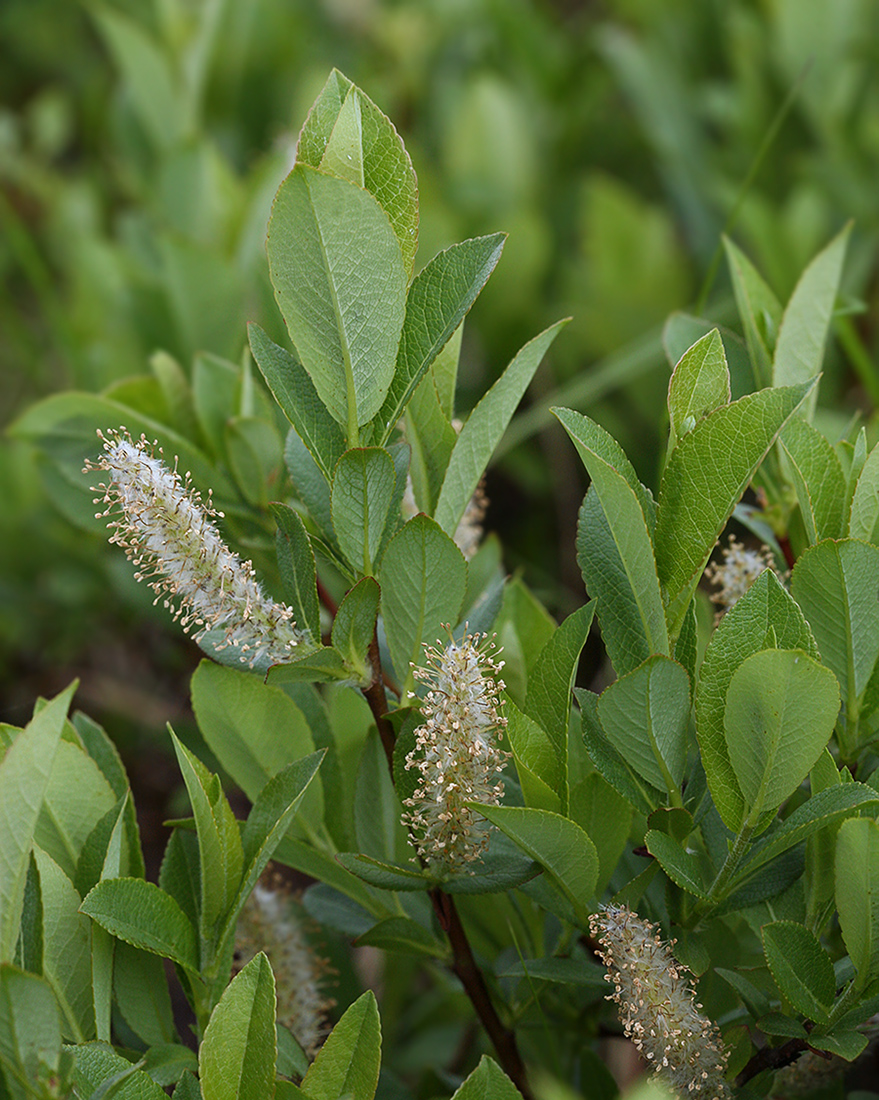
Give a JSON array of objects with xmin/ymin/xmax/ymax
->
[
  {"xmin": 80, "ymin": 879, "xmax": 198, "ymax": 972},
  {"xmin": 724, "ymin": 649, "xmax": 839, "ymax": 826},
  {"xmin": 667, "ymin": 328, "xmax": 730, "ymax": 451},
  {"xmin": 331, "ymin": 448, "xmax": 396, "ymax": 575},
  {"xmin": 267, "ymin": 165, "xmax": 407, "ymax": 432},
  {"xmin": 762, "ymin": 921, "xmax": 836, "ymax": 1022}
]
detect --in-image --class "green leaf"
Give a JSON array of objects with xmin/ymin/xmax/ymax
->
[
  {"xmin": 113, "ymin": 943, "xmax": 176, "ymax": 1048},
  {"xmin": 451, "ymin": 1056, "xmax": 522, "ymax": 1100},
  {"xmin": 234, "ymin": 753, "xmax": 325, "ymax": 929},
  {"xmin": 33, "ymin": 847, "xmax": 93, "ymax": 1042},
  {"xmin": 335, "ymin": 854, "xmax": 432, "ymax": 893},
  {"xmin": 354, "ymin": 731, "xmax": 401, "ymax": 864},
  {"xmin": 644, "ymin": 830, "xmax": 706, "ymax": 898},
  {"xmin": 379, "ymin": 515, "xmax": 467, "ymax": 689},
  {"xmin": 170, "ymin": 733, "xmax": 244, "ymax": 947},
  {"xmin": 224, "ymin": 416, "xmax": 281, "ymax": 509},
  {"xmin": 808, "ymin": 1030, "xmax": 868, "ymax": 1061},
  {"xmin": 271, "ymin": 503, "xmax": 321, "ymax": 641},
  {"xmin": 434, "ymin": 320, "xmax": 567, "ymax": 536},
  {"xmin": 733, "ymin": 783, "xmax": 879, "ymax": 885},
  {"xmin": 331, "ymin": 449, "xmax": 396, "ymax": 574},
  {"xmin": 576, "ymin": 687, "xmax": 660, "ymax": 815},
  {"xmin": 0, "ymin": 966, "xmax": 64, "ymax": 1094},
  {"xmin": 297, "ymin": 71, "xmax": 419, "ymax": 275},
  {"xmin": 477, "ymin": 806, "xmax": 598, "ymax": 921},
  {"xmin": 71, "ymin": 1041, "xmax": 166, "ymax": 1100},
  {"xmin": 439, "ymin": 849, "xmax": 541, "ymax": 895},
  {"xmin": 569, "ymin": 477, "xmax": 667, "ymax": 676},
  {"xmin": 836, "ymin": 818, "xmax": 879, "ymax": 983},
  {"xmin": 849, "ymin": 441, "xmax": 879, "ymax": 542},
  {"xmin": 596, "ymin": 655, "xmax": 690, "ymax": 797},
  {"xmin": 780, "ymin": 417, "xmax": 846, "ymax": 542},
  {"xmin": 696, "ymin": 568, "xmax": 818, "ymax": 832},
  {"xmin": 266, "ymin": 647, "xmax": 350, "ymax": 685},
  {"xmin": 355, "ymin": 917, "xmax": 447, "ymax": 959},
  {"xmin": 506, "ymin": 702, "xmax": 561, "ymax": 813},
  {"xmin": 654, "ymin": 381, "xmax": 813, "ymax": 637},
  {"xmin": 249, "ymin": 324, "xmax": 345, "ymax": 483},
  {"xmin": 284, "ymin": 428, "xmax": 335, "ymax": 542},
  {"xmin": 523, "ymin": 603, "xmax": 596, "ymax": 797},
  {"xmin": 773, "ymin": 223, "xmax": 850, "ymax": 420},
  {"xmin": 267, "ymin": 165, "xmax": 408, "ymax": 434},
  {"xmin": 404, "ymin": 371, "xmax": 457, "ymax": 514},
  {"xmin": 724, "ymin": 649, "xmax": 839, "ymax": 826},
  {"xmin": 300, "ymin": 990, "xmax": 381, "ymax": 1100},
  {"xmin": 376, "ymin": 235, "xmax": 506, "ymax": 441},
  {"xmin": 570, "ymin": 773, "xmax": 633, "ymax": 896},
  {"xmin": 666, "ymin": 329, "xmax": 730, "ymax": 451},
  {"xmin": 723, "ymin": 235, "xmax": 782, "ymax": 389},
  {"xmin": 0, "ymin": 683, "xmax": 74, "ymax": 961},
  {"xmin": 790, "ymin": 539, "xmax": 879, "ymax": 753},
  {"xmin": 199, "ymin": 954, "xmax": 277, "ymax": 1100},
  {"xmin": 80, "ymin": 879, "xmax": 198, "ymax": 972},
  {"xmin": 191, "ymin": 661, "xmax": 321, "ymax": 817},
  {"xmin": 273, "ymin": 839, "xmax": 386, "ymax": 918},
  {"xmin": 762, "ymin": 921, "xmax": 836, "ymax": 1021}
]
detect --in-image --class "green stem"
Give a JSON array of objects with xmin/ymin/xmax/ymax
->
[{"xmin": 691, "ymin": 822, "xmax": 753, "ymax": 922}]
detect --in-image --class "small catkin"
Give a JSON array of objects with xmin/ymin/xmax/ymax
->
[
  {"xmin": 86, "ymin": 428, "xmax": 308, "ymax": 669},
  {"xmin": 402, "ymin": 630, "xmax": 508, "ymax": 873},
  {"xmin": 705, "ymin": 535, "xmax": 777, "ymax": 614},
  {"xmin": 589, "ymin": 905, "xmax": 731, "ymax": 1100}
]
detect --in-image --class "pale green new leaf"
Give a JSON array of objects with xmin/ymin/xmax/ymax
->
[
  {"xmin": 836, "ymin": 818, "xmax": 879, "ymax": 983},
  {"xmin": 267, "ymin": 165, "xmax": 407, "ymax": 432},
  {"xmin": 666, "ymin": 328, "xmax": 730, "ymax": 451},
  {"xmin": 724, "ymin": 649, "xmax": 839, "ymax": 827},
  {"xmin": 331, "ymin": 448, "xmax": 396, "ymax": 575},
  {"xmin": 301, "ymin": 990, "xmax": 381, "ymax": 1100},
  {"xmin": 199, "ymin": 954, "xmax": 277, "ymax": 1100},
  {"xmin": 434, "ymin": 320, "xmax": 567, "ymax": 535},
  {"xmin": 0, "ymin": 683, "xmax": 74, "ymax": 961},
  {"xmin": 654, "ymin": 381, "xmax": 812, "ymax": 639},
  {"xmin": 773, "ymin": 223, "xmax": 850, "ymax": 420},
  {"xmin": 297, "ymin": 70, "xmax": 418, "ymax": 275}
]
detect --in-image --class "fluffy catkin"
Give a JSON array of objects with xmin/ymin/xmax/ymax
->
[
  {"xmin": 402, "ymin": 630, "xmax": 508, "ymax": 872},
  {"xmin": 589, "ymin": 906, "xmax": 731, "ymax": 1099},
  {"xmin": 234, "ymin": 881, "xmax": 333, "ymax": 1057},
  {"xmin": 86, "ymin": 429, "xmax": 307, "ymax": 668},
  {"xmin": 705, "ymin": 535, "xmax": 777, "ymax": 614}
]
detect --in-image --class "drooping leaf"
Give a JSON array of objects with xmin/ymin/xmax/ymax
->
[
  {"xmin": 267, "ymin": 165, "xmax": 408, "ymax": 433},
  {"xmin": 199, "ymin": 953, "xmax": 277, "ymax": 1100}
]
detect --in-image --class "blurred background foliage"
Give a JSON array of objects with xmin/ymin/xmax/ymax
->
[{"xmin": 4, "ymin": 0, "xmax": 879, "ymax": 741}]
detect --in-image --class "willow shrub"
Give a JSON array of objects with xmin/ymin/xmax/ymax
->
[{"xmin": 5, "ymin": 71, "xmax": 879, "ymax": 1100}]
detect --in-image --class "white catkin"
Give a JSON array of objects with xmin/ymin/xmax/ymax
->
[
  {"xmin": 402, "ymin": 630, "xmax": 508, "ymax": 873},
  {"xmin": 86, "ymin": 428, "xmax": 308, "ymax": 669},
  {"xmin": 589, "ymin": 906, "xmax": 731, "ymax": 1100},
  {"xmin": 705, "ymin": 535, "xmax": 778, "ymax": 614}
]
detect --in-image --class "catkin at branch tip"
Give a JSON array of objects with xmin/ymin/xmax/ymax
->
[
  {"xmin": 589, "ymin": 905, "xmax": 731, "ymax": 1100},
  {"xmin": 402, "ymin": 628, "xmax": 509, "ymax": 873},
  {"xmin": 85, "ymin": 428, "xmax": 309, "ymax": 670}
]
